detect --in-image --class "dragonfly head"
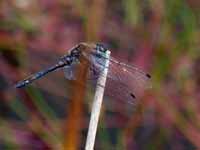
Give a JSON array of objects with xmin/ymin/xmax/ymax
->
[
  {"xmin": 92, "ymin": 43, "xmax": 110, "ymax": 61},
  {"xmin": 95, "ymin": 43, "xmax": 109, "ymax": 53}
]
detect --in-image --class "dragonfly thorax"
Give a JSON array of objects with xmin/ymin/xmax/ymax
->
[
  {"xmin": 70, "ymin": 47, "xmax": 81, "ymax": 58},
  {"xmin": 60, "ymin": 55, "xmax": 74, "ymax": 65}
]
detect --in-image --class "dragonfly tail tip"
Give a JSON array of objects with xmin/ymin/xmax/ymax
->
[
  {"xmin": 14, "ymin": 84, "xmax": 20, "ymax": 88},
  {"xmin": 14, "ymin": 82, "xmax": 24, "ymax": 88}
]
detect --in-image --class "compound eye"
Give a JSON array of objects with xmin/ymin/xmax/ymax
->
[
  {"xmin": 100, "ymin": 46, "xmax": 106, "ymax": 52},
  {"xmin": 96, "ymin": 43, "xmax": 108, "ymax": 53}
]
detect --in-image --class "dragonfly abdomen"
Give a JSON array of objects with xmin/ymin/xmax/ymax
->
[{"xmin": 15, "ymin": 61, "xmax": 68, "ymax": 88}]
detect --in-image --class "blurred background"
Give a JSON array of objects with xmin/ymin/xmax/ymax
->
[{"xmin": 0, "ymin": 0, "xmax": 200, "ymax": 149}]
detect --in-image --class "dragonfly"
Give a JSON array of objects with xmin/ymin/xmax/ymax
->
[{"xmin": 15, "ymin": 42, "xmax": 151, "ymax": 105}]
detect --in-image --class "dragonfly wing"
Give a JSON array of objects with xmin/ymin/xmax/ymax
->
[
  {"xmin": 105, "ymin": 78, "xmax": 138, "ymax": 105},
  {"xmin": 63, "ymin": 57, "xmax": 98, "ymax": 81},
  {"xmin": 63, "ymin": 65, "xmax": 76, "ymax": 80},
  {"xmin": 63, "ymin": 60, "xmax": 81, "ymax": 80},
  {"xmin": 91, "ymin": 55, "xmax": 151, "ymax": 104},
  {"xmin": 107, "ymin": 59, "xmax": 151, "ymax": 103},
  {"xmin": 83, "ymin": 52, "xmax": 106, "ymax": 81},
  {"xmin": 75, "ymin": 51, "xmax": 151, "ymax": 105}
]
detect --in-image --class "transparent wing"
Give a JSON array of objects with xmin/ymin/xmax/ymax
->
[
  {"xmin": 106, "ymin": 59, "xmax": 151, "ymax": 104},
  {"xmin": 63, "ymin": 60, "xmax": 81, "ymax": 80},
  {"xmin": 88, "ymin": 53, "xmax": 151, "ymax": 105},
  {"xmin": 62, "ymin": 51, "xmax": 151, "ymax": 105}
]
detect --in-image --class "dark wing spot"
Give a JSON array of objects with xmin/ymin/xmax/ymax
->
[
  {"xmin": 130, "ymin": 93, "xmax": 136, "ymax": 99},
  {"xmin": 146, "ymin": 73, "xmax": 151, "ymax": 78}
]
